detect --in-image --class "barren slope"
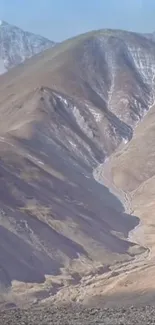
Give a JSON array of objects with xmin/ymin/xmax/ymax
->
[
  {"xmin": 0, "ymin": 87, "xmax": 138, "ymax": 288},
  {"xmin": 0, "ymin": 29, "xmax": 155, "ymax": 306},
  {"xmin": 1, "ymin": 305, "xmax": 155, "ymax": 325},
  {"xmin": 110, "ymin": 103, "xmax": 155, "ymax": 251},
  {"xmin": 89, "ymin": 102, "xmax": 155, "ymax": 304}
]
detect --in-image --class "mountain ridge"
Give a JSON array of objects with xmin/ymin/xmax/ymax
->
[
  {"xmin": 0, "ymin": 20, "xmax": 55, "ymax": 74},
  {"xmin": 0, "ymin": 27, "xmax": 155, "ymax": 307}
]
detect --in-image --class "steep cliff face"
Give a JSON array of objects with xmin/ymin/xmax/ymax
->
[{"xmin": 0, "ymin": 20, "xmax": 55, "ymax": 73}]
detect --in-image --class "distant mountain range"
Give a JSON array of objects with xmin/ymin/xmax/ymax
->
[{"xmin": 0, "ymin": 20, "xmax": 55, "ymax": 73}]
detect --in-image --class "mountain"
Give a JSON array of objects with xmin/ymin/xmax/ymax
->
[
  {"xmin": 0, "ymin": 20, "xmax": 55, "ymax": 73},
  {"xmin": 144, "ymin": 31, "xmax": 155, "ymax": 42},
  {"xmin": 105, "ymin": 101, "xmax": 155, "ymax": 303},
  {"xmin": 0, "ymin": 28, "xmax": 155, "ymax": 307}
]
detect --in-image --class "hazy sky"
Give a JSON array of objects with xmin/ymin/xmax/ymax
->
[{"xmin": 0, "ymin": 0, "xmax": 155, "ymax": 41}]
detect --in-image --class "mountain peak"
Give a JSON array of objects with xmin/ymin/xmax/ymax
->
[
  {"xmin": 0, "ymin": 20, "xmax": 7, "ymax": 26},
  {"xmin": 0, "ymin": 21, "xmax": 55, "ymax": 73}
]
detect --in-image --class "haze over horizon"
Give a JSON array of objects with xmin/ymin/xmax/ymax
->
[{"xmin": 0, "ymin": 0, "xmax": 154, "ymax": 41}]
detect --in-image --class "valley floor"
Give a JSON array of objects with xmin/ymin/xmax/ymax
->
[
  {"xmin": 91, "ymin": 149, "xmax": 155, "ymax": 306},
  {"xmin": 0, "ymin": 137, "xmax": 154, "ymax": 309}
]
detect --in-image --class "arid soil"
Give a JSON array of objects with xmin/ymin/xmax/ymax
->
[
  {"xmin": 91, "ymin": 121, "xmax": 155, "ymax": 305},
  {"xmin": 1, "ymin": 305, "xmax": 155, "ymax": 325},
  {"xmin": 0, "ymin": 28, "xmax": 155, "ymax": 308}
]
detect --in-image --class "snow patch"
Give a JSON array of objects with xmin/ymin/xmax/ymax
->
[
  {"xmin": 122, "ymin": 138, "xmax": 128, "ymax": 144},
  {"xmin": 37, "ymin": 160, "xmax": 44, "ymax": 165},
  {"xmin": 89, "ymin": 107, "xmax": 102, "ymax": 122},
  {"xmin": 27, "ymin": 154, "xmax": 44, "ymax": 166},
  {"xmin": 72, "ymin": 106, "xmax": 94, "ymax": 139},
  {"xmin": 69, "ymin": 140, "xmax": 76, "ymax": 148},
  {"xmin": 56, "ymin": 94, "xmax": 68, "ymax": 106}
]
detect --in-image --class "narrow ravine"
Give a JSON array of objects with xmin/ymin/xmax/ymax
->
[
  {"xmin": 93, "ymin": 155, "xmax": 151, "ymax": 265},
  {"xmin": 93, "ymin": 159, "xmax": 132, "ymax": 215}
]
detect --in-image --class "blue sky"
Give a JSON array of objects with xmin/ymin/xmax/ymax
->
[{"xmin": 0, "ymin": 0, "xmax": 155, "ymax": 41}]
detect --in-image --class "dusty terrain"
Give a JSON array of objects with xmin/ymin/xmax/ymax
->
[
  {"xmin": 85, "ymin": 103, "xmax": 155, "ymax": 306},
  {"xmin": 0, "ymin": 28, "xmax": 155, "ymax": 309},
  {"xmin": 1, "ymin": 305, "xmax": 155, "ymax": 325}
]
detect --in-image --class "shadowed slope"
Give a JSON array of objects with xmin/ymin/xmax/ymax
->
[
  {"xmin": 0, "ymin": 87, "xmax": 139, "ymax": 286},
  {"xmin": 0, "ymin": 29, "xmax": 154, "ymax": 290}
]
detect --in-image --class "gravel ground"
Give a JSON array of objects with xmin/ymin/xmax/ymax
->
[{"xmin": 1, "ymin": 305, "xmax": 155, "ymax": 325}]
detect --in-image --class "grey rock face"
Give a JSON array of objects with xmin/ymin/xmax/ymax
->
[
  {"xmin": 0, "ymin": 20, "xmax": 55, "ymax": 73},
  {"xmin": 80, "ymin": 31, "xmax": 155, "ymax": 128}
]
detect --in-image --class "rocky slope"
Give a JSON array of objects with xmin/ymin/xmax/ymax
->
[
  {"xmin": 0, "ymin": 20, "xmax": 55, "ymax": 73},
  {"xmin": 0, "ymin": 28, "xmax": 155, "ymax": 306},
  {"xmin": 106, "ymin": 102, "xmax": 155, "ymax": 292},
  {"xmin": 1, "ymin": 305, "xmax": 155, "ymax": 325}
]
